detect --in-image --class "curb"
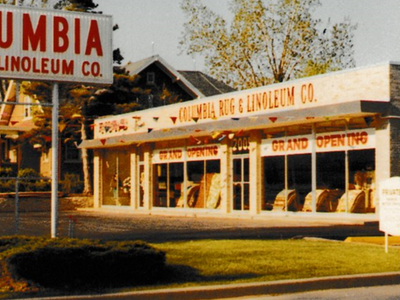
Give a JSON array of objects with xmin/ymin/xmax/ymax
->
[{"xmin": 25, "ymin": 272, "xmax": 400, "ymax": 300}]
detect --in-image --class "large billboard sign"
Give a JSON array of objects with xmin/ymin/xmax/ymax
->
[{"xmin": 0, "ymin": 5, "xmax": 113, "ymax": 84}]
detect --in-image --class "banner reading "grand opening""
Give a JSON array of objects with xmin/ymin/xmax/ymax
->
[{"xmin": 0, "ymin": 5, "xmax": 113, "ymax": 84}]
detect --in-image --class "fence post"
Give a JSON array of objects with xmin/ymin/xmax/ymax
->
[
  {"xmin": 14, "ymin": 178, "xmax": 19, "ymax": 235},
  {"xmin": 68, "ymin": 215, "xmax": 76, "ymax": 238}
]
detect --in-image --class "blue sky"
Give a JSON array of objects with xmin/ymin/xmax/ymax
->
[{"xmin": 95, "ymin": 0, "xmax": 400, "ymax": 72}]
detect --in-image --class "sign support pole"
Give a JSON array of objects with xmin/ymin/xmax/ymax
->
[
  {"xmin": 51, "ymin": 83, "xmax": 59, "ymax": 238},
  {"xmin": 385, "ymin": 233, "xmax": 389, "ymax": 253}
]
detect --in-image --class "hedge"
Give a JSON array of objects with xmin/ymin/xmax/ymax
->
[
  {"xmin": 0, "ymin": 236, "xmax": 166, "ymax": 290},
  {"xmin": 0, "ymin": 168, "xmax": 51, "ymax": 193}
]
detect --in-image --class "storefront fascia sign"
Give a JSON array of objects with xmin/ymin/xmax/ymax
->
[
  {"xmin": 261, "ymin": 128, "xmax": 375, "ymax": 156},
  {"xmin": 0, "ymin": 6, "xmax": 113, "ymax": 84},
  {"xmin": 152, "ymin": 144, "xmax": 220, "ymax": 164},
  {"xmin": 94, "ymin": 64, "xmax": 390, "ymax": 139},
  {"xmin": 379, "ymin": 177, "xmax": 400, "ymax": 236}
]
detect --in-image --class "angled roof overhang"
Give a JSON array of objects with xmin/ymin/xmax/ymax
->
[
  {"xmin": 80, "ymin": 62, "xmax": 396, "ymax": 149},
  {"xmin": 80, "ymin": 100, "xmax": 386, "ymax": 149}
]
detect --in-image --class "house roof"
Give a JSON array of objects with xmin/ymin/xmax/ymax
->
[
  {"xmin": 0, "ymin": 80, "xmax": 36, "ymax": 133},
  {"xmin": 123, "ymin": 55, "xmax": 235, "ymax": 99},
  {"xmin": 0, "ymin": 81, "xmax": 16, "ymax": 126},
  {"xmin": 178, "ymin": 71, "xmax": 236, "ymax": 97}
]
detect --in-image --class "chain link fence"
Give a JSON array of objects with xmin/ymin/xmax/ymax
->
[{"xmin": 0, "ymin": 176, "xmax": 88, "ymax": 237}]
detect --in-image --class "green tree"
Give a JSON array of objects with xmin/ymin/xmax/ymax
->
[
  {"xmin": 180, "ymin": 0, "xmax": 357, "ymax": 90},
  {"xmin": 3, "ymin": 0, "xmax": 183, "ymax": 195},
  {"xmin": 1, "ymin": 0, "xmax": 100, "ymax": 195}
]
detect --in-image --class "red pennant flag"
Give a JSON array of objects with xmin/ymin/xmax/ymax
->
[
  {"xmin": 269, "ymin": 117, "xmax": 277, "ymax": 123},
  {"xmin": 189, "ymin": 136, "xmax": 198, "ymax": 145},
  {"xmin": 11, "ymin": 121, "xmax": 18, "ymax": 125},
  {"xmin": 170, "ymin": 116, "xmax": 177, "ymax": 124},
  {"xmin": 100, "ymin": 139, "xmax": 106, "ymax": 145}
]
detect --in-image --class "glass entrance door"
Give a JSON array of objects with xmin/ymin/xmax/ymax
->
[{"xmin": 232, "ymin": 155, "xmax": 249, "ymax": 211}]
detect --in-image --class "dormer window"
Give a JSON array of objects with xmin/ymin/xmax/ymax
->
[{"xmin": 147, "ymin": 72, "xmax": 155, "ymax": 85}]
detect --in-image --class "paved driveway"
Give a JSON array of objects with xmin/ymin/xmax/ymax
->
[{"xmin": 0, "ymin": 209, "xmax": 382, "ymax": 242}]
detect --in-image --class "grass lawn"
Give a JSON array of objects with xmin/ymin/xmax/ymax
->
[
  {"xmin": 154, "ymin": 238, "xmax": 400, "ymax": 287},
  {"xmin": 1, "ymin": 238, "xmax": 399, "ymax": 298}
]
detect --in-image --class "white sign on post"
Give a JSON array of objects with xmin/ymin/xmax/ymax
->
[
  {"xmin": 0, "ymin": 5, "xmax": 113, "ymax": 238},
  {"xmin": 379, "ymin": 177, "xmax": 400, "ymax": 236},
  {"xmin": 0, "ymin": 5, "xmax": 113, "ymax": 84}
]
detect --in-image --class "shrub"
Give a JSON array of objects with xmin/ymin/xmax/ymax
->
[
  {"xmin": 1, "ymin": 237, "xmax": 166, "ymax": 289},
  {"xmin": 60, "ymin": 173, "xmax": 83, "ymax": 194},
  {"xmin": 17, "ymin": 168, "xmax": 40, "ymax": 180},
  {"xmin": 32, "ymin": 180, "xmax": 51, "ymax": 191},
  {"xmin": 16, "ymin": 169, "xmax": 50, "ymax": 192},
  {"xmin": 0, "ymin": 168, "xmax": 15, "ymax": 192},
  {"xmin": 0, "ymin": 167, "xmax": 15, "ymax": 178},
  {"xmin": 0, "ymin": 236, "xmax": 38, "ymax": 254},
  {"xmin": 0, "ymin": 180, "xmax": 15, "ymax": 192}
]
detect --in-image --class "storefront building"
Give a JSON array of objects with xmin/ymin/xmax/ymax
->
[{"xmin": 81, "ymin": 63, "xmax": 400, "ymax": 219}]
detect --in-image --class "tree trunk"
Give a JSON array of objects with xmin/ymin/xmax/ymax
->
[{"xmin": 81, "ymin": 121, "xmax": 93, "ymax": 195}]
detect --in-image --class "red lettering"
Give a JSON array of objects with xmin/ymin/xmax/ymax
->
[
  {"xmin": 11, "ymin": 56, "xmax": 19, "ymax": 71},
  {"xmin": 82, "ymin": 61, "xmax": 90, "ymax": 76},
  {"xmin": 74, "ymin": 18, "xmax": 81, "ymax": 54},
  {"xmin": 274, "ymin": 90, "xmax": 279, "ymax": 108},
  {"xmin": 360, "ymin": 131, "xmax": 368, "ymax": 144},
  {"xmin": 316, "ymin": 136, "xmax": 323, "ymax": 148},
  {"xmin": 272, "ymin": 140, "xmax": 278, "ymax": 152},
  {"xmin": 51, "ymin": 59, "xmax": 60, "ymax": 74},
  {"xmin": 62, "ymin": 59, "xmax": 74, "ymax": 75},
  {"xmin": 324, "ymin": 135, "xmax": 330, "ymax": 147},
  {"xmin": 0, "ymin": 11, "xmax": 13, "ymax": 48},
  {"xmin": 23, "ymin": 14, "xmax": 46, "ymax": 52},
  {"xmin": 278, "ymin": 140, "xmax": 284, "ymax": 151},
  {"xmin": 159, "ymin": 151, "xmax": 167, "ymax": 160},
  {"xmin": 85, "ymin": 20, "xmax": 103, "ymax": 56},
  {"xmin": 53, "ymin": 16, "xmax": 69, "ymax": 53},
  {"xmin": 41, "ymin": 58, "xmax": 49, "ymax": 73},
  {"xmin": 32, "ymin": 57, "xmax": 40, "ymax": 73},
  {"xmin": 21, "ymin": 56, "xmax": 30, "ymax": 72},
  {"xmin": 286, "ymin": 139, "xmax": 293, "ymax": 151}
]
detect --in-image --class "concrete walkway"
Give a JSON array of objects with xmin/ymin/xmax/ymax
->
[
  {"xmin": 21, "ymin": 272, "xmax": 400, "ymax": 300},
  {"xmin": 0, "ymin": 209, "xmax": 382, "ymax": 241}
]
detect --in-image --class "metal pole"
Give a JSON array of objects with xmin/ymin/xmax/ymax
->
[
  {"xmin": 311, "ymin": 124, "xmax": 317, "ymax": 213},
  {"xmin": 14, "ymin": 0, "xmax": 20, "ymax": 236},
  {"xmin": 51, "ymin": 83, "xmax": 59, "ymax": 238},
  {"xmin": 284, "ymin": 131, "xmax": 288, "ymax": 215},
  {"xmin": 385, "ymin": 232, "xmax": 389, "ymax": 254}
]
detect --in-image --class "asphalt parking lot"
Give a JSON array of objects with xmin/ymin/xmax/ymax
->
[{"xmin": 0, "ymin": 209, "xmax": 382, "ymax": 242}]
